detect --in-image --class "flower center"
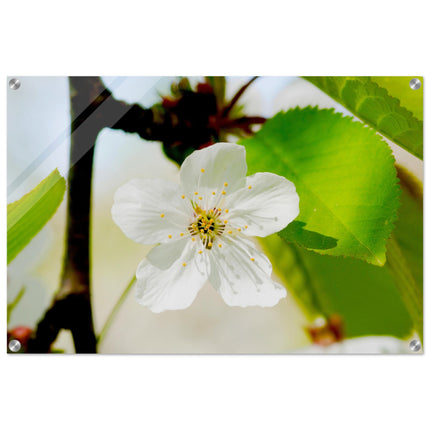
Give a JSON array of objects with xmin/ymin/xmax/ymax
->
[{"xmin": 188, "ymin": 206, "xmax": 225, "ymax": 249}]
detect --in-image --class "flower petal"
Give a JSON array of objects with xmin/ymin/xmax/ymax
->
[
  {"xmin": 225, "ymin": 172, "xmax": 299, "ymax": 237},
  {"xmin": 146, "ymin": 238, "xmax": 189, "ymax": 269},
  {"xmin": 135, "ymin": 239, "xmax": 209, "ymax": 312},
  {"xmin": 208, "ymin": 236, "xmax": 286, "ymax": 307},
  {"xmin": 180, "ymin": 143, "xmax": 247, "ymax": 200},
  {"xmin": 112, "ymin": 178, "xmax": 191, "ymax": 245}
]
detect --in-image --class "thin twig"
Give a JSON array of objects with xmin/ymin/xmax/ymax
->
[
  {"xmin": 97, "ymin": 276, "xmax": 136, "ymax": 346},
  {"xmin": 222, "ymin": 76, "xmax": 258, "ymax": 118}
]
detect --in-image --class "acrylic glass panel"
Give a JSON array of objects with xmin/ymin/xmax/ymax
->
[{"xmin": 7, "ymin": 76, "xmax": 423, "ymax": 354}]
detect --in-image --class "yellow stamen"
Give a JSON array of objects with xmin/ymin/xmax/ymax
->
[
  {"xmin": 180, "ymin": 233, "xmax": 184, "ymax": 237},
  {"xmin": 248, "ymin": 185, "xmax": 252, "ymax": 189},
  {"xmin": 244, "ymin": 225, "xmax": 248, "ymax": 229},
  {"xmin": 198, "ymin": 250, "xmax": 203, "ymax": 254},
  {"xmin": 250, "ymin": 258, "xmax": 255, "ymax": 262},
  {"xmin": 224, "ymin": 220, "xmax": 228, "ymax": 224},
  {"xmin": 225, "ymin": 209, "xmax": 229, "ymax": 213},
  {"xmin": 212, "ymin": 191, "xmax": 216, "ymax": 195},
  {"xmin": 198, "ymin": 196, "xmax": 203, "ymax": 200},
  {"xmin": 218, "ymin": 243, "xmax": 222, "ymax": 248},
  {"xmin": 201, "ymin": 168, "xmax": 205, "ymax": 173},
  {"xmin": 160, "ymin": 214, "xmax": 165, "ymax": 218},
  {"xmin": 222, "ymin": 191, "xmax": 226, "ymax": 195},
  {"xmin": 237, "ymin": 228, "xmax": 242, "ymax": 232},
  {"xmin": 228, "ymin": 230, "xmax": 232, "ymax": 234},
  {"xmin": 194, "ymin": 191, "xmax": 198, "ymax": 195},
  {"xmin": 208, "ymin": 242, "xmax": 213, "ymax": 248},
  {"xmin": 181, "ymin": 195, "xmax": 185, "ymax": 199},
  {"xmin": 192, "ymin": 237, "xmax": 196, "ymax": 242},
  {"xmin": 182, "ymin": 262, "xmax": 187, "ymax": 267},
  {"xmin": 224, "ymin": 182, "xmax": 228, "ymax": 187},
  {"xmin": 168, "ymin": 235, "xmax": 172, "ymax": 239}
]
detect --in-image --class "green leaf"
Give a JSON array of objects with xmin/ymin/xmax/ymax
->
[
  {"xmin": 240, "ymin": 108, "xmax": 400, "ymax": 266},
  {"xmin": 371, "ymin": 77, "xmax": 423, "ymax": 121},
  {"xmin": 7, "ymin": 169, "xmax": 66, "ymax": 264},
  {"xmin": 260, "ymin": 168, "xmax": 421, "ymax": 340},
  {"xmin": 305, "ymin": 76, "xmax": 423, "ymax": 159},
  {"xmin": 261, "ymin": 234, "xmax": 413, "ymax": 339}
]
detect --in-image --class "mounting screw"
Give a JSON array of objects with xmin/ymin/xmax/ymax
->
[
  {"xmin": 9, "ymin": 78, "xmax": 21, "ymax": 90},
  {"xmin": 8, "ymin": 339, "xmax": 22, "ymax": 352},
  {"xmin": 409, "ymin": 78, "xmax": 421, "ymax": 90},
  {"xmin": 409, "ymin": 339, "xmax": 421, "ymax": 352}
]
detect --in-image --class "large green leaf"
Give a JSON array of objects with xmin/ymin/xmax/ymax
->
[
  {"xmin": 7, "ymin": 169, "xmax": 66, "ymax": 264},
  {"xmin": 260, "ymin": 168, "xmax": 421, "ymax": 340},
  {"xmin": 305, "ymin": 76, "xmax": 423, "ymax": 159},
  {"xmin": 240, "ymin": 108, "xmax": 400, "ymax": 266}
]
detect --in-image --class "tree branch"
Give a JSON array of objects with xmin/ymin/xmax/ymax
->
[
  {"xmin": 28, "ymin": 77, "xmax": 107, "ymax": 352},
  {"xmin": 27, "ymin": 77, "xmax": 164, "ymax": 353}
]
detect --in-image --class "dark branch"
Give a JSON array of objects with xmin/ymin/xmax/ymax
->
[
  {"xmin": 27, "ymin": 77, "xmax": 165, "ymax": 353},
  {"xmin": 28, "ymin": 77, "xmax": 106, "ymax": 353}
]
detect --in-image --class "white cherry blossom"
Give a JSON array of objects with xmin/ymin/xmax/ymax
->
[{"xmin": 112, "ymin": 142, "xmax": 299, "ymax": 312}]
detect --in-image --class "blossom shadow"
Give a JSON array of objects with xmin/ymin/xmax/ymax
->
[{"xmin": 279, "ymin": 221, "xmax": 338, "ymax": 250}]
